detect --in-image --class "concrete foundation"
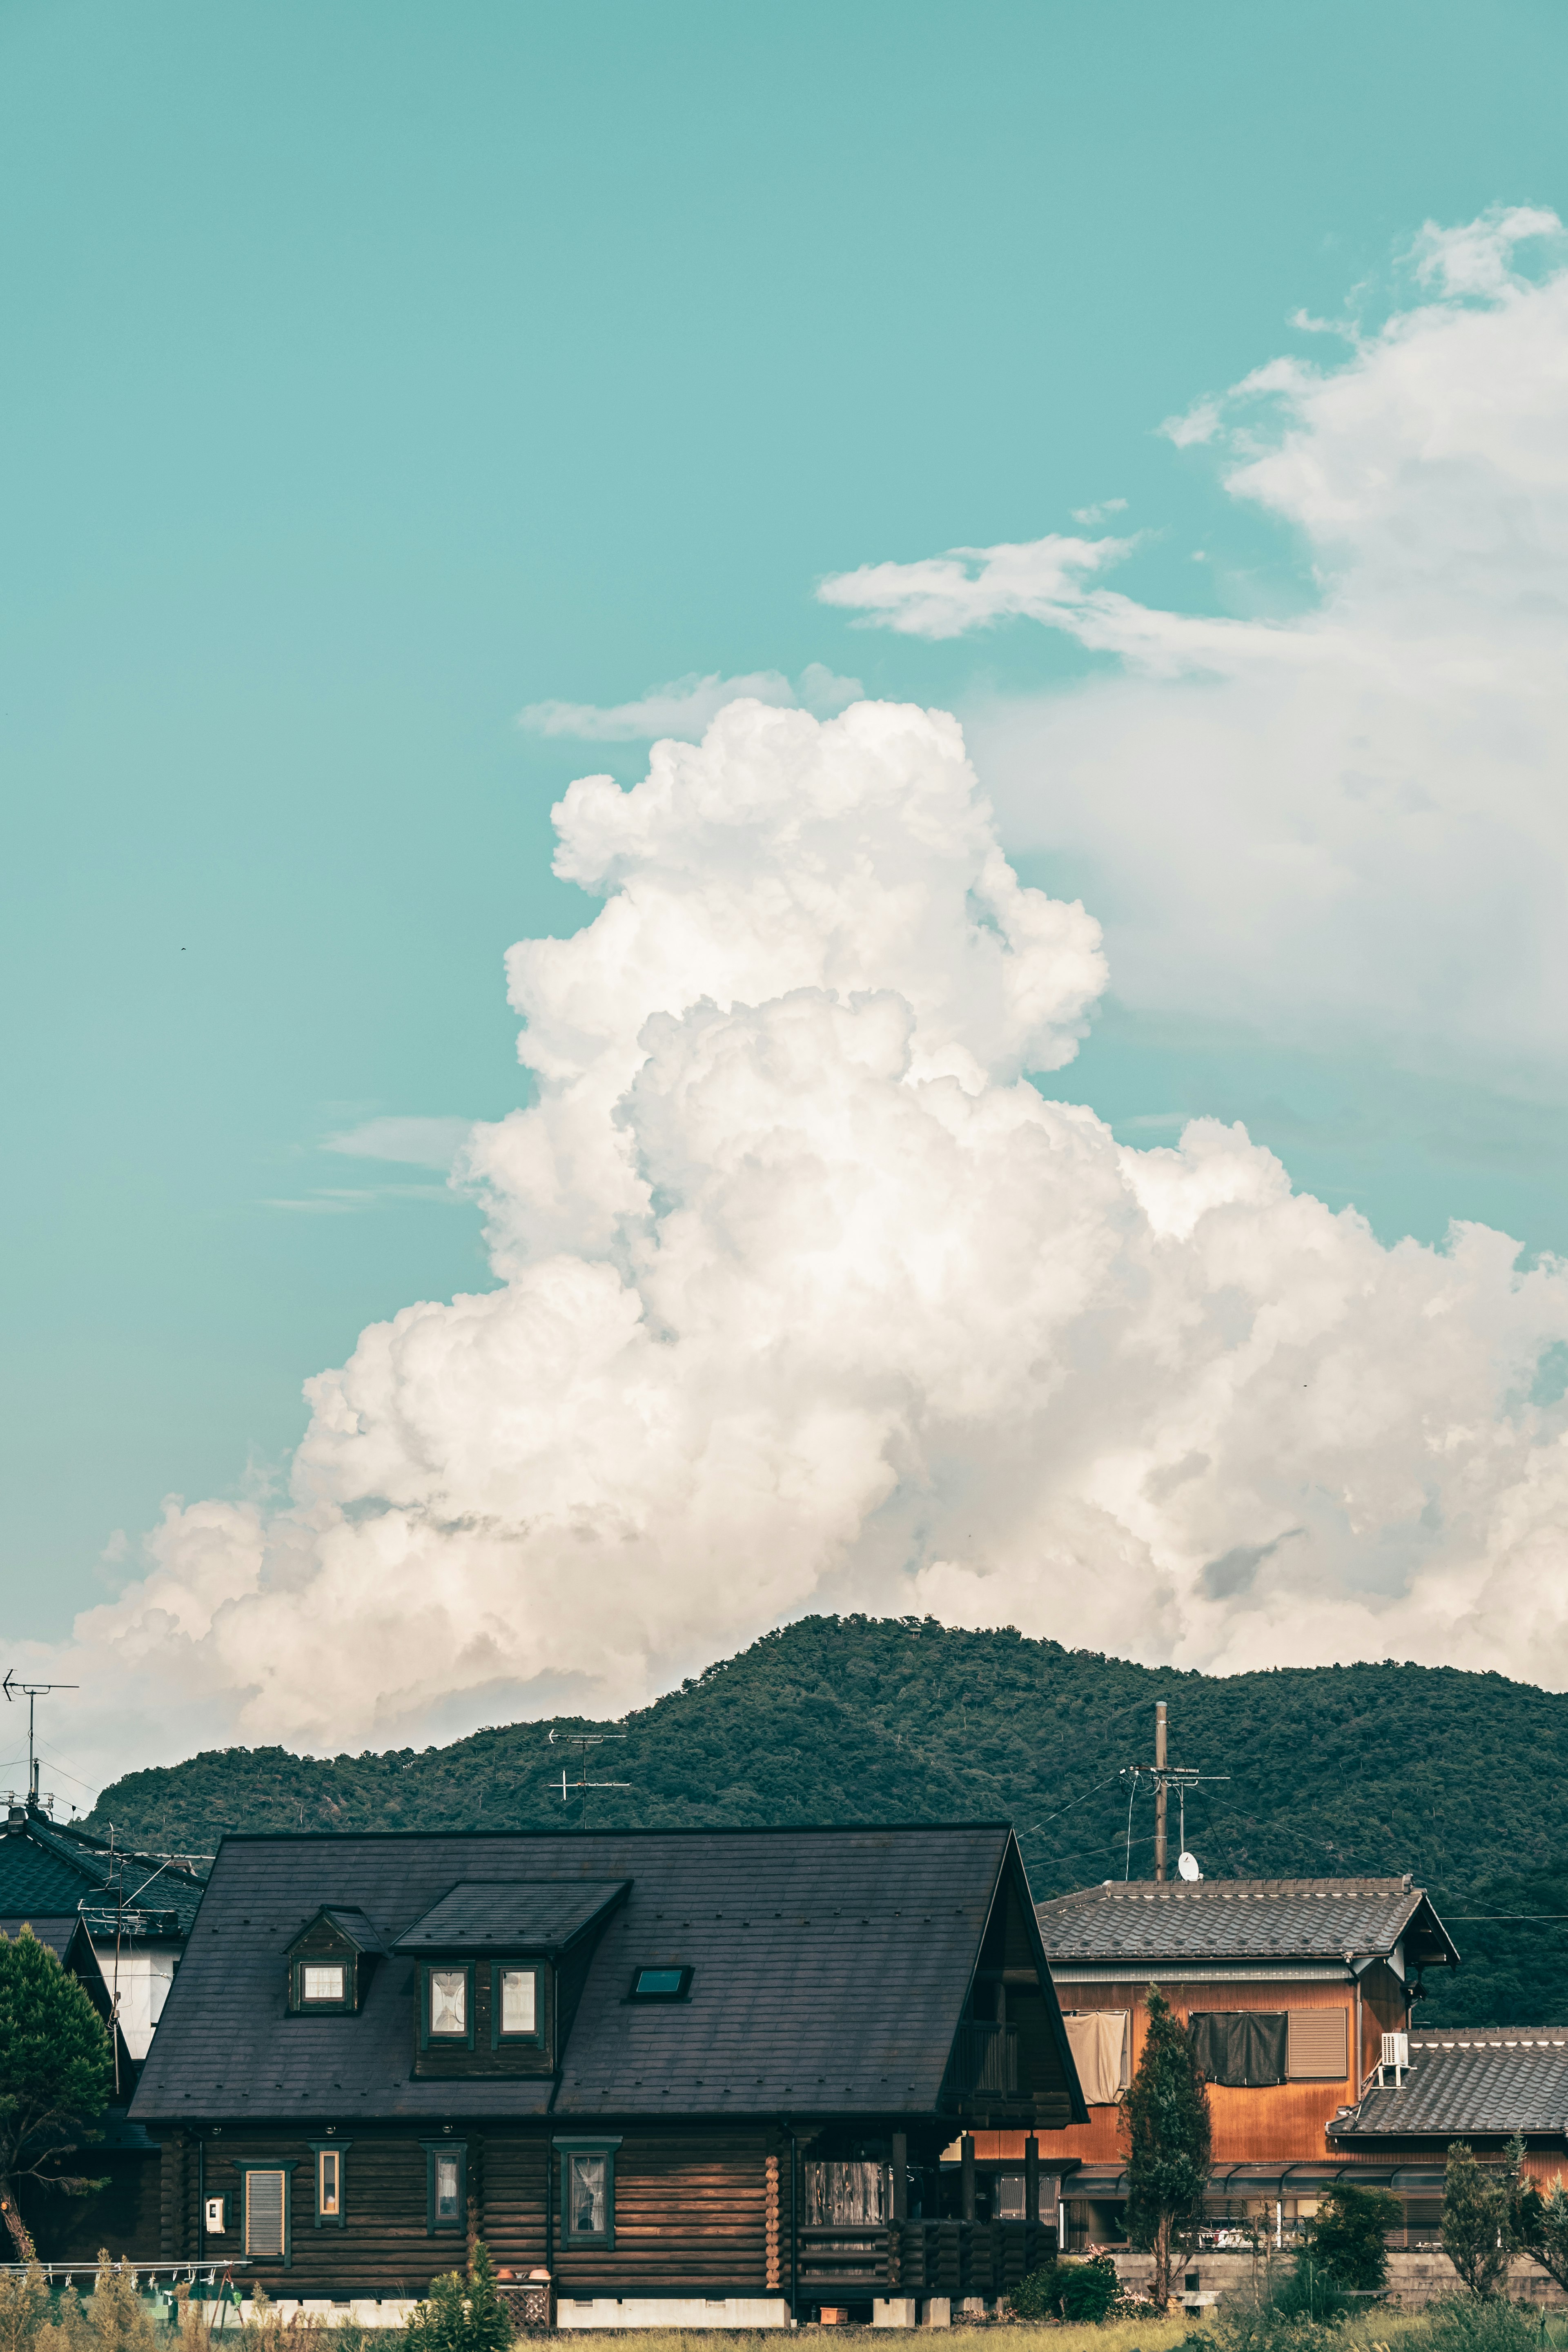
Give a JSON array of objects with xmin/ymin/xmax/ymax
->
[
  {"xmin": 1104, "ymin": 2249, "xmax": 1568, "ymax": 2311},
  {"xmin": 555, "ymin": 2296, "xmax": 793, "ymax": 2328},
  {"xmin": 874, "ymin": 2303, "xmax": 919, "ymax": 2328}
]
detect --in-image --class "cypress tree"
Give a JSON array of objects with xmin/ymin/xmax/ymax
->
[
  {"xmin": 1121, "ymin": 1983, "xmax": 1212, "ymax": 2310},
  {"xmin": 1441, "ymin": 2140, "xmax": 1518, "ymax": 2298}
]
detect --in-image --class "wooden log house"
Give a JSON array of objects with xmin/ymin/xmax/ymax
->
[{"xmin": 129, "ymin": 1823, "xmax": 1088, "ymax": 2326}]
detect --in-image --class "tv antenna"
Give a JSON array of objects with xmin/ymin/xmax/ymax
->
[
  {"xmin": 1119, "ymin": 1700, "xmax": 1228, "ymax": 1882},
  {"xmin": 547, "ymin": 1727, "xmax": 630, "ymax": 1829},
  {"xmin": 3, "ymin": 1671, "xmax": 78, "ymax": 1812}
]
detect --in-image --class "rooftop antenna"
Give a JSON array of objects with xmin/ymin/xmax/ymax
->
[
  {"xmin": 1119, "ymin": 1700, "xmax": 1228, "ymax": 1882},
  {"xmin": 547, "ymin": 1727, "xmax": 630, "ymax": 1829},
  {"xmin": 3, "ymin": 1670, "xmax": 78, "ymax": 1812}
]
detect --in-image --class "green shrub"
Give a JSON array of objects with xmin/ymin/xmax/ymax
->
[
  {"xmin": 404, "ymin": 2242, "xmax": 510, "ymax": 2352},
  {"xmin": 1269, "ymin": 2261, "xmax": 1353, "ymax": 2323},
  {"xmin": 1423, "ymin": 2294, "xmax": 1542, "ymax": 2352},
  {"xmin": 1307, "ymin": 2183, "xmax": 1403, "ymax": 2294},
  {"xmin": 1009, "ymin": 2254, "xmax": 1121, "ymax": 2323}
]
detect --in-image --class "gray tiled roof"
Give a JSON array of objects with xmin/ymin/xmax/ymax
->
[
  {"xmin": 131, "ymin": 1824, "xmax": 1039, "ymax": 2125},
  {"xmin": 0, "ymin": 1814, "xmax": 204, "ymax": 1937},
  {"xmin": 394, "ymin": 1879, "xmax": 628, "ymax": 1953},
  {"xmin": 0, "ymin": 1912, "xmax": 80, "ymax": 1960},
  {"xmin": 1038, "ymin": 1876, "xmax": 1455, "ymax": 1967},
  {"xmin": 1333, "ymin": 2030, "xmax": 1568, "ymax": 2140}
]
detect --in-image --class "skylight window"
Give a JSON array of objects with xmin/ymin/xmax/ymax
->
[{"xmin": 629, "ymin": 1965, "xmax": 692, "ymax": 2000}]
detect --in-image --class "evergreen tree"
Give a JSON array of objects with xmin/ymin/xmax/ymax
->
[
  {"xmin": 0, "ymin": 1930, "xmax": 113, "ymax": 2260},
  {"xmin": 1441, "ymin": 2140, "xmax": 1519, "ymax": 2297},
  {"xmin": 1305, "ymin": 2181, "xmax": 1403, "ymax": 2292},
  {"xmin": 1121, "ymin": 1983, "xmax": 1212, "ymax": 2309}
]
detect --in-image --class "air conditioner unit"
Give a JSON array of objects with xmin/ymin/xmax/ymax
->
[{"xmin": 1376, "ymin": 2031, "xmax": 1410, "ymax": 2088}]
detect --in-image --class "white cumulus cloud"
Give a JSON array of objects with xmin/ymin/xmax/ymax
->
[
  {"xmin": 825, "ymin": 206, "xmax": 1568, "ymax": 1075},
  {"xmin": 27, "ymin": 695, "xmax": 1568, "ymax": 1785}
]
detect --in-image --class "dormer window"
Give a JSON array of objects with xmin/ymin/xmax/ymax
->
[
  {"xmin": 393, "ymin": 1878, "xmax": 630, "ymax": 2076},
  {"xmin": 427, "ymin": 1967, "xmax": 471, "ymax": 2042},
  {"xmin": 284, "ymin": 1907, "xmax": 385, "ymax": 2015}
]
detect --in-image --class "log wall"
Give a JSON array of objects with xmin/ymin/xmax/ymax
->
[{"xmin": 162, "ymin": 2126, "xmax": 785, "ymax": 2300}]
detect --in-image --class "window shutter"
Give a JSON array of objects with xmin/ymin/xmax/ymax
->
[
  {"xmin": 245, "ymin": 2170, "xmax": 286, "ymax": 2257},
  {"xmin": 1287, "ymin": 2007, "xmax": 1348, "ymax": 2079}
]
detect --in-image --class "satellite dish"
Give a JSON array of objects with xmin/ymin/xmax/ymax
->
[{"xmin": 1177, "ymin": 1850, "xmax": 1202, "ymax": 1881}]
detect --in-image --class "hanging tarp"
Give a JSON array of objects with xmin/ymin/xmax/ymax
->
[
  {"xmin": 805, "ymin": 2161, "xmax": 888, "ymax": 2226},
  {"xmin": 1063, "ymin": 2011, "xmax": 1130, "ymax": 2104},
  {"xmin": 1189, "ymin": 2010, "xmax": 1287, "ymax": 2087}
]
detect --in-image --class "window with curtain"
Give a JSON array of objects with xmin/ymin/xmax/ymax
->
[
  {"xmin": 557, "ymin": 2143, "xmax": 620, "ymax": 2246},
  {"xmin": 428, "ymin": 1969, "xmax": 468, "ymax": 2038},
  {"xmin": 499, "ymin": 1967, "xmax": 537, "ymax": 2036},
  {"xmin": 434, "ymin": 2154, "xmax": 461, "ymax": 2223},
  {"xmin": 1188, "ymin": 2011, "xmax": 1288, "ymax": 2087}
]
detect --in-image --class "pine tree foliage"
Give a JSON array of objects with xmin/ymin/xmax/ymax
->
[
  {"xmin": 1122, "ymin": 1983, "xmax": 1212, "ymax": 2309},
  {"xmin": 1441, "ymin": 2140, "xmax": 1522, "ymax": 2298},
  {"xmin": 0, "ymin": 1932, "xmax": 113, "ymax": 2259}
]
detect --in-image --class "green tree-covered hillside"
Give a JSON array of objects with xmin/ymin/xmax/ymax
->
[{"xmin": 84, "ymin": 1616, "xmax": 1568, "ymax": 2027}]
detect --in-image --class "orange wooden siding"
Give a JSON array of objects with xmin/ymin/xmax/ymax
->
[{"xmin": 1023, "ymin": 1966, "xmax": 1411, "ymax": 2167}]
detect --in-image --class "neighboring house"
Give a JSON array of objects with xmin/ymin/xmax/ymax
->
[
  {"xmin": 1329, "ymin": 2027, "xmax": 1568, "ymax": 2241},
  {"xmin": 0, "ymin": 1797, "xmax": 205, "ymax": 2061},
  {"xmin": 0, "ymin": 1912, "xmax": 159, "ymax": 2258},
  {"xmin": 130, "ymin": 1823, "xmax": 1087, "ymax": 2325},
  {"xmin": 1028, "ymin": 1875, "xmax": 1460, "ymax": 2248}
]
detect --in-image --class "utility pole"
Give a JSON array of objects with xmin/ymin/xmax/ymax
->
[
  {"xmin": 1154, "ymin": 1701, "xmax": 1169, "ymax": 1882},
  {"xmin": 1118, "ymin": 1702, "xmax": 1227, "ymax": 1881}
]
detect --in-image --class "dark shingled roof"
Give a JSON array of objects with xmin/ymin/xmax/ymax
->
[
  {"xmin": 0, "ymin": 1913, "xmax": 82, "ymax": 1960},
  {"xmin": 1038, "ymin": 1877, "xmax": 1458, "ymax": 1969},
  {"xmin": 286, "ymin": 1906, "xmax": 390, "ymax": 1957},
  {"xmin": 0, "ymin": 1813, "xmax": 204, "ymax": 1938},
  {"xmin": 131, "ymin": 1824, "xmax": 1061, "ymax": 2125},
  {"xmin": 394, "ymin": 1880, "xmax": 628, "ymax": 1953},
  {"xmin": 1332, "ymin": 2029, "xmax": 1568, "ymax": 2140}
]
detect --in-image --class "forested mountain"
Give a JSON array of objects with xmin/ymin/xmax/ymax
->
[{"xmin": 84, "ymin": 1615, "xmax": 1568, "ymax": 2027}]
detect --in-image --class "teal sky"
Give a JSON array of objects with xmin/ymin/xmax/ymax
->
[{"xmin": 6, "ymin": 0, "xmax": 1568, "ymax": 1656}]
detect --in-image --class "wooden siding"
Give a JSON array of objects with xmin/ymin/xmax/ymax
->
[
  {"xmin": 552, "ymin": 2132, "xmax": 772, "ymax": 2298},
  {"xmin": 162, "ymin": 2127, "xmax": 784, "ymax": 2299},
  {"xmin": 1042, "ymin": 1976, "xmax": 1371, "ymax": 2165}
]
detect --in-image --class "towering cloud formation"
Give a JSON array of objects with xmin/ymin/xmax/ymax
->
[
  {"xmin": 822, "ymin": 206, "xmax": 1568, "ymax": 1073},
  {"xmin": 50, "ymin": 695, "xmax": 1568, "ymax": 1776}
]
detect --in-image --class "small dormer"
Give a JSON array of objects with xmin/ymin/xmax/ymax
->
[
  {"xmin": 393, "ymin": 1879, "xmax": 629, "ymax": 2079},
  {"xmin": 284, "ymin": 1906, "xmax": 386, "ymax": 2015}
]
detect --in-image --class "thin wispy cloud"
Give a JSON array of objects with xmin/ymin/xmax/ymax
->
[{"xmin": 519, "ymin": 662, "xmax": 861, "ymax": 742}]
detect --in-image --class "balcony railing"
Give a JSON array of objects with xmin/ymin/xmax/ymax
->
[
  {"xmin": 943, "ymin": 2021, "xmax": 1020, "ymax": 2098},
  {"xmin": 793, "ymin": 2219, "xmax": 1053, "ymax": 2300}
]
